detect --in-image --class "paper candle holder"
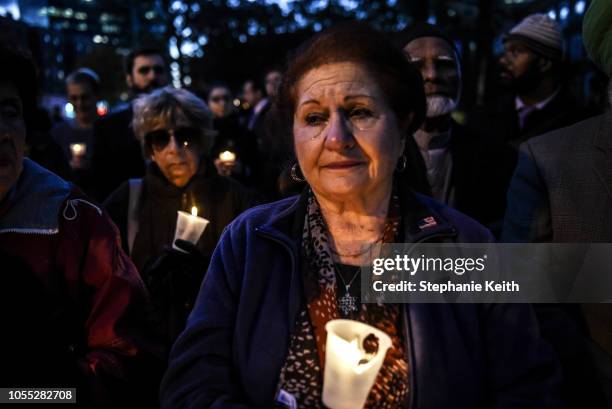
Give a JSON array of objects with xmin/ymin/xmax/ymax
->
[
  {"xmin": 173, "ymin": 208, "xmax": 209, "ymax": 251},
  {"xmin": 219, "ymin": 150, "xmax": 236, "ymax": 164},
  {"xmin": 322, "ymin": 319, "xmax": 392, "ymax": 409}
]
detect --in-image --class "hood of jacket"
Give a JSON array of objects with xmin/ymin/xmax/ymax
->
[{"xmin": 0, "ymin": 158, "xmax": 71, "ymax": 235}]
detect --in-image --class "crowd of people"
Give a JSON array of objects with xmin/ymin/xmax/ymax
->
[{"xmin": 1, "ymin": 0, "xmax": 612, "ymax": 407}]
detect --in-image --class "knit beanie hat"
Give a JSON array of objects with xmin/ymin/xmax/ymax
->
[
  {"xmin": 395, "ymin": 22, "xmax": 459, "ymax": 57},
  {"xmin": 583, "ymin": 0, "xmax": 612, "ymax": 77},
  {"xmin": 504, "ymin": 13, "xmax": 565, "ymax": 61}
]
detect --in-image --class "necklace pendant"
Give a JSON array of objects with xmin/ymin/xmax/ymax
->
[{"xmin": 338, "ymin": 291, "xmax": 358, "ymax": 315}]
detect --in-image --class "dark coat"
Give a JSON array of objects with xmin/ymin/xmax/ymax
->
[
  {"xmin": 253, "ymin": 103, "xmax": 290, "ymax": 201},
  {"xmin": 405, "ymin": 121, "xmax": 516, "ymax": 232},
  {"xmin": 467, "ymin": 89, "xmax": 591, "ymax": 149},
  {"xmin": 0, "ymin": 159, "xmax": 162, "ymax": 407},
  {"xmin": 450, "ymin": 121, "xmax": 516, "ymax": 231},
  {"xmin": 211, "ymin": 114, "xmax": 260, "ymax": 185},
  {"xmin": 91, "ymin": 105, "xmax": 146, "ymax": 202},
  {"xmin": 503, "ymin": 111, "xmax": 612, "ymax": 243},
  {"xmin": 502, "ymin": 112, "xmax": 612, "ymax": 408},
  {"xmin": 104, "ymin": 162, "xmax": 254, "ymax": 352},
  {"xmin": 160, "ymin": 185, "xmax": 562, "ymax": 409},
  {"xmin": 103, "ymin": 162, "xmax": 254, "ymax": 274}
]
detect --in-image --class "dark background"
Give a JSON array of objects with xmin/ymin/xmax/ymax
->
[{"xmin": 0, "ymin": 0, "xmax": 606, "ymax": 116}]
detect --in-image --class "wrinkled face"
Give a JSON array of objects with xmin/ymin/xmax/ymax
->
[
  {"xmin": 127, "ymin": 55, "xmax": 167, "ymax": 94},
  {"xmin": 242, "ymin": 81, "xmax": 262, "ymax": 107},
  {"xmin": 499, "ymin": 39, "xmax": 541, "ymax": 91},
  {"xmin": 0, "ymin": 82, "xmax": 26, "ymax": 202},
  {"xmin": 207, "ymin": 86, "xmax": 232, "ymax": 118},
  {"xmin": 146, "ymin": 114, "xmax": 201, "ymax": 187},
  {"xmin": 293, "ymin": 62, "xmax": 407, "ymax": 201},
  {"xmin": 265, "ymin": 71, "xmax": 282, "ymax": 98},
  {"xmin": 67, "ymin": 82, "xmax": 97, "ymax": 125},
  {"xmin": 404, "ymin": 37, "xmax": 460, "ymax": 118}
]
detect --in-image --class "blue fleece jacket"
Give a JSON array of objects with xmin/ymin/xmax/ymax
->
[{"xmin": 160, "ymin": 188, "xmax": 562, "ymax": 409}]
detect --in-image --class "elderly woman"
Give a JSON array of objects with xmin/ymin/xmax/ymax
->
[
  {"xmin": 160, "ymin": 24, "xmax": 560, "ymax": 408},
  {"xmin": 104, "ymin": 86, "xmax": 252, "ymax": 348}
]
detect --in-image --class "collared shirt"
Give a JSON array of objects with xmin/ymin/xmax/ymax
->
[
  {"xmin": 247, "ymin": 98, "xmax": 269, "ymax": 131},
  {"xmin": 515, "ymin": 88, "xmax": 560, "ymax": 130}
]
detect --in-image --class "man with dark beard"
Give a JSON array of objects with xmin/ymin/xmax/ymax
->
[
  {"xmin": 400, "ymin": 24, "xmax": 515, "ymax": 231},
  {"xmin": 468, "ymin": 14, "xmax": 589, "ymax": 149},
  {"xmin": 91, "ymin": 48, "xmax": 168, "ymax": 201}
]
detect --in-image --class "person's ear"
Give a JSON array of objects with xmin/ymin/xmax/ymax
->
[{"xmin": 126, "ymin": 74, "xmax": 134, "ymax": 88}]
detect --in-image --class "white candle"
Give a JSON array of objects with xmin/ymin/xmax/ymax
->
[
  {"xmin": 322, "ymin": 319, "xmax": 392, "ymax": 409},
  {"xmin": 173, "ymin": 206, "xmax": 209, "ymax": 250},
  {"xmin": 219, "ymin": 150, "xmax": 236, "ymax": 163}
]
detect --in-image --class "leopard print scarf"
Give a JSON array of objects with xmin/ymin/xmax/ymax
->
[{"xmin": 277, "ymin": 188, "xmax": 409, "ymax": 408}]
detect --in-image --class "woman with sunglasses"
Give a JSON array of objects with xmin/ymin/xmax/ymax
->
[{"xmin": 103, "ymin": 86, "xmax": 253, "ymax": 352}]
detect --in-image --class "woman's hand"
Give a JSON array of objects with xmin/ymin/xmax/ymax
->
[{"xmin": 214, "ymin": 158, "xmax": 243, "ymax": 177}]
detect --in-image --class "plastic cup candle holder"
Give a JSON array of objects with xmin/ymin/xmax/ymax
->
[
  {"xmin": 173, "ymin": 206, "xmax": 209, "ymax": 252},
  {"xmin": 322, "ymin": 319, "xmax": 392, "ymax": 409}
]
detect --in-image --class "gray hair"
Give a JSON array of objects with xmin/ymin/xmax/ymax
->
[
  {"xmin": 66, "ymin": 68, "xmax": 100, "ymax": 94},
  {"xmin": 132, "ymin": 86, "xmax": 216, "ymax": 156}
]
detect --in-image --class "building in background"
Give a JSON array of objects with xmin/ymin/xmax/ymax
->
[
  {"xmin": 1, "ymin": 0, "xmax": 169, "ymax": 113},
  {"xmin": 0, "ymin": 0, "xmax": 606, "ymax": 114}
]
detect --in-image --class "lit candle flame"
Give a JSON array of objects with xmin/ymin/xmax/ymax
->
[
  {"xmin": 70, "ymin": 143, "xmax": 86, "ymax": 157},
  {"xmin": 191, "ymin": 206, "xmax": 198, "ymax": 217},
  {"xmin": 219, "ymin": 150, "xmax": 236, "ymax": 163}
]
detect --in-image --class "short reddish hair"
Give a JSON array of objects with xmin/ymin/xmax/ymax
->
[{"xmin": 279, "ymin": 22, "xmax": 426, "ymax": 136}]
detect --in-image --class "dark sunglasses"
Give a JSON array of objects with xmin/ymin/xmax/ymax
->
[
  {"xmin": 210, "ymin": 95, "xmax": 230, "ymax": 103},
  {"xmin": 145, "ymin": 127, "xmax": 201, "ymax": 151},
  {"xmin": 137, "ymin": 65, "xmax": 165, "ymax": 75}
]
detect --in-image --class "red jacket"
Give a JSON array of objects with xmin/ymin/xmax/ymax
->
[{"xmin": 0, "ymin": 159, "xmax": 162, "ymax": 407}]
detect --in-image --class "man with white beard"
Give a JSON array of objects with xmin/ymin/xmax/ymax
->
[{"xmin": 400, "ymin": 24, "xmax": 515, "ymax": 232}]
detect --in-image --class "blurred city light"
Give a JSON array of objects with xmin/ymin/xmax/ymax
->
[
  {"xmin": 0, "ymin": 2, "xmax": 21, "ymax": 19},
  {"xmin": 575, "ymin": 1, "xmax": 586, "ymax": 15},
  {"xmin": 64, "ymin": 102, "xmax": 74, "ymax": 119},
  {"xmin": 339, "ymin": 0, "xmax": 359, "ymax": 11},
  {"xmin": 169, "ymin": 37, "xmax": 180, "ymax": 59},
  {"xmin": 96, "ymin": 101, "xmax": 109, "ymax": 116},
  {"xmin": 180, "ymin": 40, "xmax": 198, "ymax": 56},
  {"xmin": 559, "ymin": 6, "xmax": 569, "ymax": 20}
]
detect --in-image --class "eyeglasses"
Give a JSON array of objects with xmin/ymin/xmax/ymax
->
[
  {"xmin": 144, "ymin": 127, "xmax": 201, "ymax": 151},
  {"xmin": 210, "ymin": 95, "xmax": 230, "ymax": 103},
  {"xmin": 137, "ymin": 65, "xmax": 165, "ymax": 76}
]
